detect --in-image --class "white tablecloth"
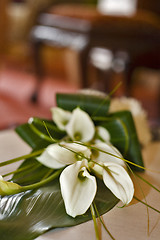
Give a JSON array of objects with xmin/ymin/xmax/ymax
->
[{"xmin": 0, "ymin": 129, "xmax": 160, "ymax": 240}]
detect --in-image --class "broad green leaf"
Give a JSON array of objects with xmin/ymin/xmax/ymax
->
[
  {"xmin": 96, "ymin": 111, "xmax": 144, "ymax": 171},
  {"xmin": 56, "ymin": 93, "xmax": 110, "ymax": 117},
  {"xmin": 12, "ymin": 158, "xmax": 50, "ymax": 186},
  {"xmin": 0, "ymin": 177, "xmax": 118, "ymax": 240}
]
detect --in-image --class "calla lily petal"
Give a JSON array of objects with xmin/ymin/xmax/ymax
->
[
  {"xmin": 60, "ymin": 142, "xmax": 91, "ymax": 161},
  {"xmin": 66, "ymin": 108, "xmax": 95, "ymax": 142},
  {"xmin": 60, "ymin": 160, "xmax": 97, "ymax": 217},
  {"xmin": 102, "ymin": 162, "xmax": 134, "ymax": 205},
  {"xmin": 92, "ymin": 142, "xmax": 125, "ymax": 167},
  {"xmin": 95, "ymin": 126, "xmax": 110, "ymax": 143},
  {"xmin": 37, "ymin": 143, "xmax": 77, "ymax": 169},
  {"xmin": 51, "ymin": 107, "xmax": 71, "ymax": 130}
]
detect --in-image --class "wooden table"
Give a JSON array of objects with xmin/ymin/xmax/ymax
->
[{"xmin": 0, "ymin": 129, "xmax": 160, "ymax": 240}]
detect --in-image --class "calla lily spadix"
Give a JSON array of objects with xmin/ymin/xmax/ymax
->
[{"xmin": 36, "ymin": 107, "xmax": 134, "ymax": 218}]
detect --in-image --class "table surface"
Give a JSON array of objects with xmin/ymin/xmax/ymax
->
[{"xmin": 0, "ymin": 129, "xmax": 160, "ymax": 240}]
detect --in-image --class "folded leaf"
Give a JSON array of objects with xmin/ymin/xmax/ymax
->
[{"xmin": 56, "ymin": 93, "xmax": 110, "ymax": 117}]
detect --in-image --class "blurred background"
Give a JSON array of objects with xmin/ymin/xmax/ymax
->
[{"xmin": 0, "ymin": 0, "xmax": 160, "ymax": 131}]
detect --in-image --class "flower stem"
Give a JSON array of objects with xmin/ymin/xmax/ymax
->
[
  {"xmin": 90, "ymin": 204, "xmax": 101, "ymax": 240},
  {"xmin": 0, "ymin": 149, "xmax": 44, "ymax": 167},
  {"xmin": 93, "ymin": 203, "xmax": 115, "ymax": 240},
  {"xmin": 91, "ymin": 82, "xmax": 121, "ymax": 117},
  {"xmin": 108, "ymin": 81, "xmax": 122, "ymax": 97},
  {"xmin": 2, "ymin": 163, "xmax": 41, "ymax": 178},
  {"xmin": 28, "ymin": 118, "xmax": 57, "ymax": 143},
  {"xmin": 21, "ymin": 168, "xmax": 63, "ymax": 192},
  {"xmin": 128, "ymin": 164, "xmax": 150, "ymax": 235}
]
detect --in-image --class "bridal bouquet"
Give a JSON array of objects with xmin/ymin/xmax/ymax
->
[{"xmin": 0, "ymin": 92, "xmax": 159, "ymax": 240}]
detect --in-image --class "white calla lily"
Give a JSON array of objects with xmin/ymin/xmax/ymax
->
[
  {"xmin": 95, "ymin": 126, "xmax": 110, "ymax": 143},
  {"xmin": 37, "ymin": 145, "xmax": 66, "ymax": 169},
  {"xmin": 102, "ymin": 162, "xmax": 134, "ymax": 205},
  {"xmin": 51, "ymin": 107, "xmax": 71, "ymax": 130},
  {"xmin": 66, "ymin": 108, "xmax": 95, "ymax": 142},
  {"xmin": 37, "ymin": 143, "xmax": 75, "ymax": 169},
  {"xmin": 60, "ymin": 160, "xmax": 97, "ymax": 217},
  {"xmin": 92, "ymin": 142, "xmax": 125, "ymax": 167},
  {"xmin": 37, "ymin": 142, "xmax": 91, "ymax": 169}
]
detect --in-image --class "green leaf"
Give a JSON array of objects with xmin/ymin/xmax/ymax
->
[
  {"xmin": 0, "ymin": 177, "xmax": 118, "ymax": 240},
  {"xmin": 97, "ymin": 111, "xmax": 144, "ymax": 171},
  {"xmin": 15, "ymin": 117, "xmax": 65, "ymax": 150},
  {"xmin": 56, "ymin": 93, "xmax": 110, "ymax": 117},
  {"xmin": 12, "ymin": 158, "xmax": 50, "ymax": 186}
]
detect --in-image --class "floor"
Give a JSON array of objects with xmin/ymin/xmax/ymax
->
[{"xmin": 0, "ymin": 60, "xmax": 78, "ymax": 130}]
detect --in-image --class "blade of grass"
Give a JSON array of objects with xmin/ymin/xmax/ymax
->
[
  {"xmin": 134, "ymin": 173, "xmax": 160, "ymax": 193},
  {"xmin": 133, "ymin": 196, "xmax": 160, "ymax": 214},
  {"xmin": 0, "ymin": 149, "xmax": 44, "ymax": 167}
]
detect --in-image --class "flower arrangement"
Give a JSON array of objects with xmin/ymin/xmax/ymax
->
[{"xmin": 0, "ymin": 92, "xmax": 159, "ymax": 240}]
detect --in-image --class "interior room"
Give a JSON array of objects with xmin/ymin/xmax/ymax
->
[
  {"xmin": 0, "ymin": 0, "xmax": 160, "ymax": 130},
  {"xmin": 0, "ymin": 1, "xmax": 160, "ymax": 240}
]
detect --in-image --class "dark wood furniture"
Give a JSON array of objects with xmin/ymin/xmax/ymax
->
[{"xmin": 30, "ymin": 4, "xmax": 160, "ymax": 99}]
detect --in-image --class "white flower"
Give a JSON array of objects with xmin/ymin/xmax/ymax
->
[
  {"xmin": 95, "ymin": 126, "xmax": 110, "ymax": 143},
  {"xmin": 66, "ymin": 108, "xmax": 95, "ymax": 142},
  {"xmin": 51, "ymin": 107, "xmax": 71, "ymax": 130},
  {"xmin": 37, "ymin": 141, "xmax": 134, "ymax": 217},
  {"xmin": 91, "ymin": 142, "xmax": 134, "ymax": 205},
  {"xmin": 92, "ymin": 142, "xmax": 125, "ymax": 167},
  {"xmin": 37, "ymin": 142, "xmax": 91, "ymax": 169},
  {"xmin": 60, "ymin": 159, "xmax": 97, "ymax": 217},
  {"xmin": 51, "ymin": 107, "xmax": 95, "ymax": 142},
  {"xmin": 37, "ymin": 107, "xmax": 134, "ymax": 217},
  {"xmin": 37, "ymin": 142, "xmax": 95, "ymax": 217},
  {"xmin": 102, "ymin": 162, "xmax": 134, "ymax": 204}
]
